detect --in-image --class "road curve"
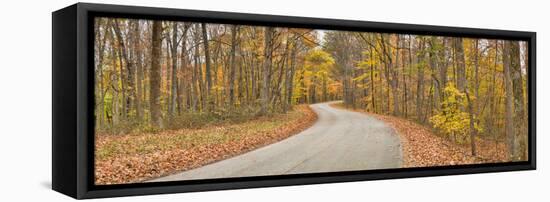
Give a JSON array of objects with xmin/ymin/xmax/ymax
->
[{"xmin": 149, "ymin": 101, "xmax": 402, "ymax": 182}]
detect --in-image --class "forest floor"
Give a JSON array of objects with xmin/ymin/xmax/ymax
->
[
  {"xmin": 330, "ymin": 103, "xmax": 508, "ymax": 167},
  {"xmin": 94, "ymin": 105, "xmax": 317, "ymax": 185}
]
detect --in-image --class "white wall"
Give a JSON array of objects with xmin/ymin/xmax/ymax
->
[{"xmin": 0, "ymin": 0, "xmax": 546, "ymax": 201}]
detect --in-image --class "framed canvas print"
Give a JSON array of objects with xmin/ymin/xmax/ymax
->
[{"xmin": 52, "ymin": 3, "xmax": 536, "ymax": 199}]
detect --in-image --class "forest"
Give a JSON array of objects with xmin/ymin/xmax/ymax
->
[{"xmin": 94, "ymin": 16, "xmax": 529, "ymax": 172}]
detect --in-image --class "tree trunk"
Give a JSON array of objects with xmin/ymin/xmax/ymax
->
[
  {"xmin": 193, "ymin": 24, "xmax": 205, "ymax": 111},
  {"xmin": 454, "ymin": 38, "xmax": 466, "ymax": 92},
  {"xmin": 133, "ymin": 20, "xmax": 144, "ymax": 122},
  {"xmin": 149, "ymin": 21, "xmax": 163, "ymax": 128},
  {"xmin": 95, "ymin": 19, "xmax": 107, "ymax": 128},
  {"xmin": 370, "ymin": 48, "xmax": 376, "ymax": 113},
  {"xmin": 416, "ymin": 39, "xmax": 425, "ymax": 122},
  {"xmin": 165, "ymin": 38, "xmax": 172, "ymax": 115},
  {"xmin": 112, "ymin": 19, "xmax": 133, "ymax": 120},
  {"xmin": 401, "ymin": 36, "xmax": 410, "ymax": 117},
  {"xmin": 392, "ymin": 35, "xmax": 400, "ymax": 115},
  {"xmin": 260, "ymin": 27, "xmax": 274, "ymax": 114},
  {"xmin": 178, "ymin": 24, "xmax": 190, "ymax": 113},
  {"xmin": 229, "ymin": 25, "xmax": 238, "ymax": 107},
  {"xmin": 510, "ymin": 41, "xmax": 524, "ymax": 161},
  {"xmin": 285, "ymin": 38, "xmax": 297, "ymax": 111},
  {"xmin": 429, "ymin": 37, "xmax": 441, "ymax": 111},
  {"xmin": 251, "ymin": 53, "xmax": 257, "ymax": 102},
  {"xmin": 107, "ymin": 26, "xmax": 119, "ymax": 126},
  {"xmin": 438, "ymin": 37, "xmax": 449, "ymax": 101},
  {"xmin": 503, "ymin": 41, "xmax": 516, "ymax": 161},
  {"xmin": 489, "ymin": 40, "xmax": 499, "ymax": 150},
  {"xmin": 201, "ymin": 23, "xmax": 212, "ymax": 110},
  {"xmin": 170, "ymin": 22, "xmax": 179, "ymax": 117},
  {"xmin": 466, "ymin": 82, "xmax": 477, "ymax": 156}
]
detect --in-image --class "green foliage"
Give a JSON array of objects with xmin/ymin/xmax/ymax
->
[{"xmin": 429, "ymin": 83, "xmax": 483, "ymax": 144}]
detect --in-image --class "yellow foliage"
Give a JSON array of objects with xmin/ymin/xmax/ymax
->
[{"xmin": 429, "ymin": 83, "xmax": 483, "ymax": 143}]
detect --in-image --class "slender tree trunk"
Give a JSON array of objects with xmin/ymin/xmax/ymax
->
[
  {"xmin": 229, "ymin": 25, "xmax": 238, "ymax": 107},
  {"xmin": 201, "ymin": 23, "xmax": 212, "ymax": 110},
  {"xmin": 489, "ymin": 41, "xmax": 499, "ymax": 149},
  {"xmin": 503, "ymin": 41, "xmax": 516, "ymax": 161},
  {"xmin": 285, "ymin": 39, "xmax": 297, "ymax": 111},
  {"xmin": 429, "ymin": 37, "xmax": 441, "ymax": 111},
  {"xmin": 107, "ymin": 26, "xmax": 119, "ymax": 126},
  {"xmin": 238, "ymin": 50, "xmax": 247, "ymax": 105},
  {"xmin": 112, "ymin": 19, "xmax": 134, "ymax": 120},
  {"xmin": 134, "ymin": 21, "xmax": 144, "ymax": 122},
  {"xmin": 473, "ymin": 39, "xmax": 480, "ymax": 108},
  {"xmin": 193, "ymin": 24, "xmax": 205, "ymax": 111},
  {"xmin": 401, "ymin": 36, "xmax": 409, "ymax": 117},
  {"xmin": 416, "ymin": 39, "xmax": 425, "ymax": 122},
  {"xmin": 250, "ymin": 53, "xmax": 257, "ymax": 102},
  {"xmin": 117, "ymin": 43, "xmax": 127, "ymax": 120},
  {"xmin": 191, "ymin": 48, "xmax": 199, "ymax": 112},
  {"xmin": 370, "ymin": 49, "xmax": 376, "ymax": 113},
  {"xmin": 165, "ymin": 38, "xmax": 172, "ymax": 115},
  {"xmin": 379, "ymin": 35, "xmax": 391, "ymax": 114},
  {"xmin": 95, "ymin": 19, "xmax": 107, "ymax": 128},
  {"xmin": 465, "ymin": 76, "xmax": 476, "ymax": 154},
  {"xmin": 408, "ymin": 36, "xmax": 415, "ymax": 117},
  {"xmin": 438, "ymin": 37, "xmax": 449, "ymax": 102},
  {"xmin": 178, "ymin": 24, "xmax": 190, "ymax": 113},
  {"xmin": 169, "ymin": 22, "xmax": 179, "ymax": 117},
  {"xmin": 392, "ymin": 35, "xmax": 400, "ymax": 115}
]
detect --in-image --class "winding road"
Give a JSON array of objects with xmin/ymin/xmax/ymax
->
[{"xmin": 149, "ymin": 102, "xmax": 402, "ymax": 182}]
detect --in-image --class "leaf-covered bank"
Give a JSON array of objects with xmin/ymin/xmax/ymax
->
[{"xmin": 95, "ymin": 105, "xmax": 317, "ymax": 185}]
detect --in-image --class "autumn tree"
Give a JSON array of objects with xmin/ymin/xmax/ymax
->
[{"xmin": 303, "ymin": 49, "xmax": 335, "ymax": 103}]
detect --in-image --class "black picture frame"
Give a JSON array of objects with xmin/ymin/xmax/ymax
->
[{"xmin": 52, "ymin": 2, "xmax": 536, "ymax": 199}]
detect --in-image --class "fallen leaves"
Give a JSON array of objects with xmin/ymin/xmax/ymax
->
[{"xmin": 95, "ymin": 105, "xmax": 317, "ymax": 185}]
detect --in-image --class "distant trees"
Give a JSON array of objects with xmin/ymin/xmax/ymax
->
[
  {"xmin": 303, "ymin": 49, "xmax": 335, "ymax": 103},
  {"xmin": 322, "ymin": 32, "xmax": 528, "ymax": 161},
  {"xmin": 95, "ymin": 18, "xmax": 321, "ymax": 130},
  {"xmin": 324, "ymin": 32, "xmax": 354, "ymax": 107}
]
